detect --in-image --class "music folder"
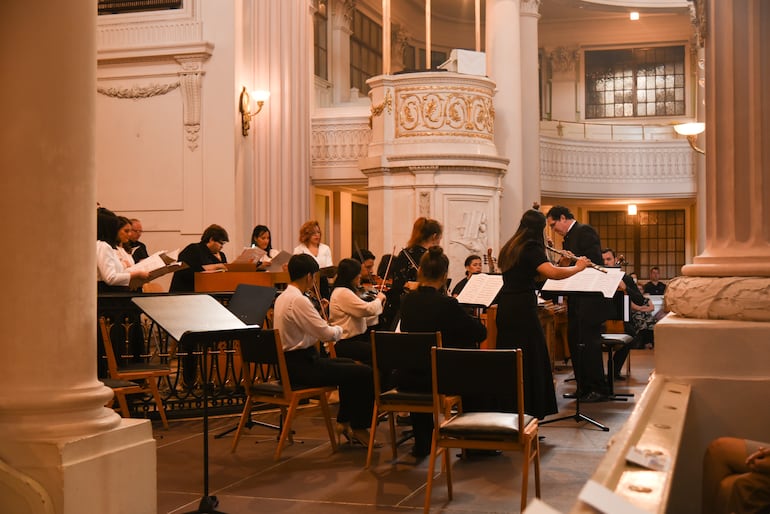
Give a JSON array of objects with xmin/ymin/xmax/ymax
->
[
  {"xmin": 260, "ymin": 250, "xmax": 292, "ymax": 272},
  {"xmin": 541, "ymin": 267, "xmax": 624, "ymax": 298}
]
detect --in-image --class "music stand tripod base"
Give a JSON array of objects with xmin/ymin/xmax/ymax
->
[{"xmin": 186, "ymin": 495, "xmax": 223, "ymax": 514}]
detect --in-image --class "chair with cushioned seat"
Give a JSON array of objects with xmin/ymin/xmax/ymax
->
[
  {"xmin": 101, "ymin": 378, "xmax": 143, "ymax": 419},
  {"xmin": 424, "ymin": 347, "xmax": 541, "ymax": 513},
  {"xmin": 365, "ymin": 331, "xmax": 443, "ymax": 468},
  {"xmin": 99, "ymin": 316, "xmax": 172, "ymax": 428},
  {"xmin": 231, "ymin": 328, "xmax": 339, "ymax": 460}
]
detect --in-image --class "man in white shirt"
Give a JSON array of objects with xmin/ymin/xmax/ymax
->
[{"xmin": 274, "ymin": 254, "xmax": 376, "ymax": 446}]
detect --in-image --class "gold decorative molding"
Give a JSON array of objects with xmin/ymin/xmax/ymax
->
[
  {"xmin": 370, "ymin": 89, "xmax": 393, "ymax": 118},
  {"xmin": 97, "ymin": 82, "xmax": 180, "ymax": 99},
  {"xmin": 395, "ymin": 88, "xmax": 494, "ymax": 140}
]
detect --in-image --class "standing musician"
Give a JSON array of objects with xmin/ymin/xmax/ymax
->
[
  {"xmin": 329, "ymin": 258, "xmax": 386, "ymax": 365},
  {"xmin": 381, "ymin": 217, "xmax": 443, "ymax": 330},
  {"xmin": 496, "ymin": 209, "xmax": 590, "ymax": 419},
  {"xmin": 545, "ymin": 205, "xmax": 610, "ymax": 403}
]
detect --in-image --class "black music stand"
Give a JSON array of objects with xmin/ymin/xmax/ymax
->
[
  {"xmin": 214, "ymin": 284, "xmax": 279, "ymax": 439},
  {"xmin": 539, "ymin": 269, "xmax": 624, "ymax": 432},
  {"xmin": 133, "ymin": 295, "xmax": 260, "ymax": 514}
]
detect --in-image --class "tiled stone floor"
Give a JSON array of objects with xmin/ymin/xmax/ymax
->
[{"xmin": 154, "ymin": 349, "xmax": 654, "ymax": 513}]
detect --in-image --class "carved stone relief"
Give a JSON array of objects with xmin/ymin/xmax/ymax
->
[
  {"xmin": 666, "ymin": 276, "xmax": 770, "ymax": 322},
  {"xmin": 548, "ymin": 47, "xmax": 578, "ymax": 73},
  {"xmin": 396, "ymin": 88, "xmax": 495, "ymax": 139}
]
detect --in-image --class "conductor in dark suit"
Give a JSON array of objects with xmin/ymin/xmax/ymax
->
[{"xmin": 546, "ymin": 206, "xmax": 609, "ymax": 402}]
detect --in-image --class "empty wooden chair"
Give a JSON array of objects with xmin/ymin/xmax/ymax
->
[
  {"xmin": 99, "ymin": 316, "xmax": 172, "ymax": 428},
  {"xmin": 231, "ymin": 328, "xmax": 339, "ymax": 460},
  {"xmin": 366, "ymin": 331, "xmax": 442, "ymax": 468},
  {"xmin": 424, "ymin": 347, "xmax": 541, "ymax": 513}
]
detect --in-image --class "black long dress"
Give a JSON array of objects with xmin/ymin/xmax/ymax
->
[{"xmin": 495, "ymin": 240, "xmax": 558, "ymax": 419}]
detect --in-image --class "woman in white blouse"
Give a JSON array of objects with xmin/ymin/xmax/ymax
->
[
  {"xmin": 97, "ymin": 208, "xmax": 149, "ymax": 291},
  {"xmin": 293, "ymin": 220, "xmax": 333, "ymax": 267},
  {"xmin": 329, "ymin": 258, "xmax": 385, "ymax": 365}
]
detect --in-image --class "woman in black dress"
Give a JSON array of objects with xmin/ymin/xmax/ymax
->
[
  {"xmin": 496, "ymin": 209, "xmax": 590, "ymax": 419},
  {"xmin": 380, "ymin": 217, "xmax": 443, "ymax": 330}
]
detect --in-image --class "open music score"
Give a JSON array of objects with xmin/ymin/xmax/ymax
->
[
  {"xmin": 455, "ymin": 273, "xmax": 503, "ymax": 307},
  {"xmin": 541, "ymin": 267, "xmax": 624, "ymax": 298}
]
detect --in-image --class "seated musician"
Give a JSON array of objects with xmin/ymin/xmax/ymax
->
[
  {"xmin": 328, "ymin": 258, "xmax": 386, "ymax": 365},
  {"xmin": 398, "ymin": 246, "xmax": 487, "ymax": 459},
  {"xmin": 601, "ymin": 248, "xmax": 657, "ymax": 376},
  {"xmin": 274, "ymin": 254, "xmax": 376, "ymax": 447},
  {"xmin": 170, "ymin": 224, "xmax": 229, "ymax": 292},
  {"xmin": 451, "ymin": 254, "xmax": 482, "ymax": 297}
]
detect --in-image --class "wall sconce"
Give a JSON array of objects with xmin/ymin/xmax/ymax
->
[
  {"xmin": 629, "ymin": 11, "xmax": 640, "ymax": 21},
  {"xmin": 627, "ymin": 204, "xmax": 638, "ymax": 215},
  {"xmin": 239, "ymin": 86, "xmax": 270, "ymax": 136},
  {"xmin": 674, "ymin": 122, "xmax": 706, "ymax": 155}
]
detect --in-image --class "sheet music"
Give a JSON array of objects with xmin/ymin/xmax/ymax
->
[
  {"xmin": 541, "ymin": 267, "xmax": 624, "ymax": 298},
  {"xmin": 125, "ymin": 250, "xmax": 187, "ymax": 280},
  {"xmin": 262, "ymin": 250, "xmax": 292, "ymax": 272},
  {"xmin": 455, "ymin": 273, "xmax": 503, "ymax": 307},
  {"xmin": 232, "ymin": 246, "xmax": 266, "ymax": 264}
]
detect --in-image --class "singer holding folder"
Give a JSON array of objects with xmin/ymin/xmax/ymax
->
[{"xmin": 496, "ymin": 209, "xmax": 590, "ymax": 419}]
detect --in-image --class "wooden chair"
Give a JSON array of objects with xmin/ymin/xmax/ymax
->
[
  {"xmin": 424, "ymin": 347, "xmax": 541, "ymax": 513},
  {"xmin": 230, "ymin": 329, "xmax": 339, "ymax": 460},
  {"xmin": 101, "ymin": 378, "xmax": 143, "ymax": 418},
  {"xmin": 98, "ymin": 316, "xmax": 172, "ymax": 428},
  {"xmin": 365, "ymin": 331, "xmax": 443, "ymax": 468}
]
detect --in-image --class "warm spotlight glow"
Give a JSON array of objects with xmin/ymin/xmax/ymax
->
[
  {"xmin": 629, "ymin": 12, "xmax": 640, "ymax": 21},
  {"xmin": 628, "ymin": 204, "xmax": 638, "ymax": 215}
]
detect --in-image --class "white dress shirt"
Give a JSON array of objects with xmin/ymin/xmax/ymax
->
[
  {"xmin": 329, "ymin": 287, "xmax": 383, "ymax": 339},
  {"xmin": 273, "ymin": 284, "xmax": 342, "ymax": 352}
]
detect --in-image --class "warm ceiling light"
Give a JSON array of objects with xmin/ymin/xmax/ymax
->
[
  {"xmin": 629, "ymin": 12, "xmax": 640, "ymax": 21},
  {"xmin": 627, "ymin": 204, "xmax": 638, "ymax": 215}
]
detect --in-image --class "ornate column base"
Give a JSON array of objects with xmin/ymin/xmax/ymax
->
[{"xmin": 665, "ymin": 276, "xmax": 770, "ymax": 322}]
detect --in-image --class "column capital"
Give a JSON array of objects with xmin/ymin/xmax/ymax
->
[
  {"xmin": 332, "ymin": 0, "xmax": 355, "ymax": 33},
  {"xmin": 688, "ymin": 0, "xmax": 707, "ymax": 48},
  {"xmin": 520, "ymin": 0, "xmax": 541, "ymax": 17},
  {"xmin": 547, "ymin": 46, "xmax": 579, "ymax": 73}
]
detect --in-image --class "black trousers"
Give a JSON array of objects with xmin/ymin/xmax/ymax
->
[
  {"xmin": 284, "ymin": 347, "xmax": 374, "ymax": 429},
  {"xmin": 567, "ymin": 295, "xmax": 609, "ymax": 395}
]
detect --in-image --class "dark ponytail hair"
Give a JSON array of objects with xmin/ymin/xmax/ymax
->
[{"xmin": 418, "ymin": 246, "xmax": 449, "ymax": 282}]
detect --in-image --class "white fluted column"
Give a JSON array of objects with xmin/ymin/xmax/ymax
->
[
  {"xmin": 0, "ymin": 1, "xmax": 155, "ymax": 513},
  {"xmin": 666, "ymin": 0, "xmax": 770, "ymax": 319},
  {"xmin": 520, "ymin": 0, "xmax": 542, "ymax": 208},
  {"xmin": 252, "ymin": 0, "xmax": 314, "ymax": 251},
  {"xmin": 331, "ymin": 0, "xmax": 354, "ymax": 104},
  {"xmin": 486, "ymin": 0, "xmax": 523, "ymax": 239}
]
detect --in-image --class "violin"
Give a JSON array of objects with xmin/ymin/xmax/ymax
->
[{"xmin": 484, "ymin": 247, "xmax": 497, "ymax": 273}]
